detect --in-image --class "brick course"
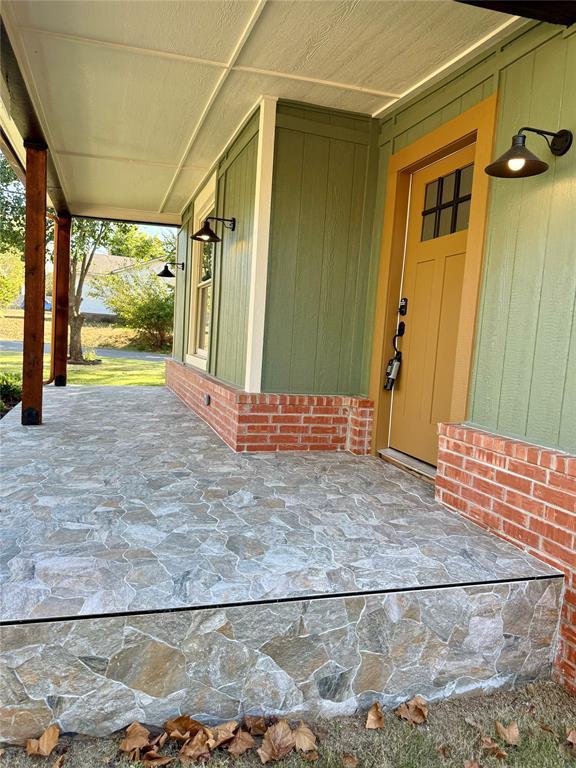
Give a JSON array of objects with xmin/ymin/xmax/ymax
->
[
  {"xmin": 436, "ymin": 422, "xmax": 576, "ymax": 694},
  {"xmin": 166, "ymin": 359, "xmax": 373, "ymax": 454}
]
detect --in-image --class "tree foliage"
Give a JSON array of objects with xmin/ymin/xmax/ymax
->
[
  {"xmin": 0, "ymin": 155, "xmax": 26, "ymax": 255},
  {"xmin": 90, "ymin": 270, "xmax": 174, "ymax": 349},
  {"xmin": 0, "ymin": 244, "xmax": 25, "ymax": 310}
]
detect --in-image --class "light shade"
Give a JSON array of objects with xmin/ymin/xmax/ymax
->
[
  {"xmin": 157, "ymin": 264, "xmax": 175, "ymax": 278},
  {"xmin": 485, "ymin": 134, "xmax": 549, "ymax": 178},
  {"xmin": 191, "ymin": 220, "xmax": 221, "ymax": 243}
]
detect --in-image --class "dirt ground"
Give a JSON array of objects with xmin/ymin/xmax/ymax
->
[{"xmin": 2, "ymin": 681, "xmax": 575, "ymax": 768}]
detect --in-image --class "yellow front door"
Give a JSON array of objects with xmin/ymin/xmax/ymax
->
[{"xmin": 389, "ymin": 144, "xmax": 475, "ymax": 466}]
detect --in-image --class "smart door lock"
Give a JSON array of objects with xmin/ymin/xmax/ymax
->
[{"xmin": 384, "ymin": 298, "xmax": 408, "ymax": 391}]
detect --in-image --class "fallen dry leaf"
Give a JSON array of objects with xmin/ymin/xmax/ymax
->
[
  {"xmin": 245, "ymin": 715, "xmax": 268, "ymax": 736},
  {"xmin": 257, "ymin": 720, "xmax": 295, "ymax": 763},
  {"xmin": 480, "ymin": 736, "xmax": 507, "ymax": 760},
  {"xmin": 342, "ymin": 754, "xmax": 359, "ymax": 767},
  {"xmin": 207, "ymin": 720, "xmax": 238, "ymax": 749},
  {"xmin": 567, "ymin": 728, "xmax": 576, "ymax": 746},
  {"xmin": 180, "ymin": 730, "xmax": 211, "ymax": 762},
  {"xmin": 464, "ymin": 761, "xmax": 482, "ymax": 768},
  {"xmin": 51, "ymin": 757, "xmax": 65, "ymax": 768},
  {"xmin": 26, "ymin": 724, "xmax": 60, "ymax": 757},
  {"xmin": 539, "ymin": 722, "xmax": 555, "ymax": 734},
  {"xmin": 301, "ymin": 750, "xmax": 319, "ymax": 762},
  {"xmin": 227, "ymin": 729, "xmax": 256, "ymax": 758},
  {"xmin": 294, "ymin": 721, "xmax": 317, "ymax": 753},
  {"xmin": 365, "ymin": 701, "xmax": 385, "ymax": 729},
  {"xmin": 495, "ymin": 720, "xmax": 520, "ymax": 746},
  {"xmin": 437, "ymin": 744, "xmax": 450, "ymax": 758},
  {"xmin": 165, "ymin": 715, "xmax": 205, "ymax": 742},
  {"xmin": 394, "ymin": 695, "xmax": 428, "ymax": 725},
  {"xmin": 143, "ymin": 752, "xmax": 173, "ymax": 766},
  {"xmin": 150, "ymin": 732, "xmax": 169, "ymax": 749},
  {"xmin": 120, "ymin": 722, "xmax": 151, "ymax": 753}
]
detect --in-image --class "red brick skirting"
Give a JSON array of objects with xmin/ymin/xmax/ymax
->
[
  {"xmin": 436, "ymin": 423, "xmax": 576, "ymax": 694},
  {"xmin": 166, "ymin": 359, "xmax": 373, "ymax": 454}
]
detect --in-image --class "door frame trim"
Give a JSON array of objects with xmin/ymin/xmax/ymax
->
[{"xmin": 368, "ymin": 95, "xmax": 498, "ymax": 456}]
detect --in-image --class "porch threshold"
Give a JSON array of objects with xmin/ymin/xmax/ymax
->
[{"xmin": 0, "ymin": 386, "xmax": 563, "ymax": 743}]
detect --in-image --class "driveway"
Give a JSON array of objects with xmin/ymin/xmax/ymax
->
[{"xmin": 0, "ymin": 339, "xmax": 165, "ymax": 363}]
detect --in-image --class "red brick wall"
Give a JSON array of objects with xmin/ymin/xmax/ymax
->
[
  {"xmin": 436, "ymin": 423, "xmax": 576, "ymax": 693},
  {"xmin": 166, "ymin": 359, "xmax": 373, "ymax": 454}
]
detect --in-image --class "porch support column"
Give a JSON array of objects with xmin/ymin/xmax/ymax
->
[
  {"xmin": 52, "ymin": 215, "xmax": 71, "ymax": 386},
  {"xmin": 21, "ymin": 139, "xmax": 48, "ymax": 425}
]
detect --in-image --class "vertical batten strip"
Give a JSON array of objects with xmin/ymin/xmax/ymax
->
[{"xmin": 244, "ymin": 96, "xmax": 277, "ymax": 393}]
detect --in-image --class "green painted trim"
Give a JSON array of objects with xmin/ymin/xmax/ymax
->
[{"xmin": 276, "ymin": 114, "xmax": 371, "ymax": 145}]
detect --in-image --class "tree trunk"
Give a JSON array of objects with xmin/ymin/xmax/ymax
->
[{"xmin": 68, "ymin": 311, "xmax": 85, "ymax": 362}]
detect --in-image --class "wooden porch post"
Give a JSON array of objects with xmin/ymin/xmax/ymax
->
[
  {"xmin": 52, "ymin": 215, "xmax": 71, "ymax": 386},
  {"xmin": 21, "ymin": 139, "xmax": 48, "ymax": 425}
]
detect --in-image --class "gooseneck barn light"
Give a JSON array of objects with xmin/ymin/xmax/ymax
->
[
  {"xmin": 485, "ymin": 126, "xmax": 573, "ymax": 178},
  {"xmin": 191, "ymin": 216, "xmax": 236, "ymax": 243},
  {"xmin": 157, "ymin": 262, "xmax": 184, "ymax": 279}
]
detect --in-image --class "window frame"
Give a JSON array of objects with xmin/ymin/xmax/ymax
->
[
  {"xmin": 185, "ymin": 194, "xmax": 216, "ymax": 370},
  {"xmin": 421, "ymin": 163, "xmax": 473, "ymax": 241}
]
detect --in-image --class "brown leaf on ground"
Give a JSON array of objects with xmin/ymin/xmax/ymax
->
[
  {"xmin": 180, "ymin": 730, "xmax": 211, "ymax": 762},
  {"xmin": 227, "ymin": 729, "xmax": 256, "ymax": 758},
  {"xmin": 464, "ymin": 761, "xmax": 482, "ymax": 768},
  {"xmin": 342, "ymin": 754, "xmax": 359, "ymax": 767},
  {"xmin": 26, "ymin": 724, "xmax": 60, "ymax": 757},
  {"xmin": 119, "ymin": 722, "xmax": 151, "ymax": 753},
  {"xmin": 495, "ymin": 720, "xmax": 520, "ymax": 746},
  {"xmin": 539, "ymin": 722, "xmax": 555, "ymax": 734},
  {"xmin": 294, "ymin": 721, "xmax": 317, "ymax": 753},
  {"xmin": 365, "ymin": 701, "xmax": 385, "ymax": 729},
  {"xmin": 245, "ymin": 715, "xmax": 268, "ymax": 736},
  {"xmin": 257, "ymin": 719, "xmax": 295, "ymax": 763},
  {"xmin": 207, "ymin": 720, "xmax": 239, "ymax": 750},
  {"xmin": 150, "ymin": 732, "xmax": 168, "ymax": 749},
  {"xmin": 567, "ymin": 728, "xmax": 576, "ymax": 746},
  {"xmin": 437, "ymin": 744, "xmax": 450, "ymax": 758},
  {"xmin": 143, "ymin": 752, "xmax": 173, "ymax": 766},
  {"xmin": 301, "ymin": 750, "xmax": 319, "ymax": 761},
  {"xmin": 51, "ymin": 757, "xmax": 65, "ymax": 768},
  {"xmin": 394, "ymin": 695, "xmax": 428, "ymax": 725},
  {"xmin": 480, "ymin": 736, "xmax": 507, "ymax": 760},
  {"xmin": 165, "ymin": 715, "xmax": 205, "ymax": 742}
]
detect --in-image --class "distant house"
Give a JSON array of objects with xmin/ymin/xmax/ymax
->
[{"xmin": 49, "ymin": 251, "xmax": 165, "ymax": 322}]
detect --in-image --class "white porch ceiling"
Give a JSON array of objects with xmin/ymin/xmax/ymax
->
[{"xmin": 2, "ymin": 0, "xmax": 519, "ymax": 225}]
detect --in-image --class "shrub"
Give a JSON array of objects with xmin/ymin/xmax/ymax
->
[
  {"xmin": 0, "ymin": 371, "xmax": 22, "ymax": 402},
  {"xmin": 90, "ymin": 271, "xmax": 174, "ymax": 350},
  {"xmin": 0, "ymin": 245, "xmax": 24, "ymax": 310}
]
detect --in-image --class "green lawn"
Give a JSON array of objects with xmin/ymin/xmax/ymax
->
[{"xmin": 0, "ymin": 352, "xmax": 165, "ymax": 386}]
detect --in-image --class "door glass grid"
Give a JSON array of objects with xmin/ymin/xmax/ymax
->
[{"xmin": 421, "ymin": 163, "xmax": 474, "ymax": 241}]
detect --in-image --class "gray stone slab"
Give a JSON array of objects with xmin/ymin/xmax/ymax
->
[
  {"xmin": 0, "ymin": 386, "xmax": 560, "ymax": 623},
  {"xmin": 0, "ymin": 578, "xmax": 562, "ymax": 743}
]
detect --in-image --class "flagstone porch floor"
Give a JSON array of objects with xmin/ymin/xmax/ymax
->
[
  {"xmin": 0, "ymin": 386, "xmax": 560, "ymax": 622},
  {"xmin": 0, "ymin": 386, "xmax": 564, "ymax": 743}
]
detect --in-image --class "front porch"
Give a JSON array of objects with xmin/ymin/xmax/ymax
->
[{"xmin": 0, "ymin": 386, "xmax": 562, "ymax": 743}]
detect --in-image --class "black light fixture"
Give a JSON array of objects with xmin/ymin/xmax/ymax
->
[
  {"xmin": 157, "ymin": 262, "xmax": 184, "ymax": 278},
  {"xmin": 485, "ymin": 126, "xmax": 573, "ymax": 178},
  {"xmin": 191, "ymin": 216, "xmax": 236, "ymax": 243}
]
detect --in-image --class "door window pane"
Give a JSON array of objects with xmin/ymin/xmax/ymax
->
[
  {"xmin": 459, "ymin": 164, "xmax": 474, "ymax": 197},
  {"xmin": 424, "ymin": 180, "xmax": 438, "ymax": 210},
  {"xmin": 455, "ymin": 199, "xmax": 471, "ymax": 232},
  {"xmin": 438, "ymin": 207, "xmax": 453, "ymax": 237},
  {"xmin": 421, "ymin": 213, "xmax": 436, "ymax": 241},
  {"xmin": 441, "ymin": 172, "xmax": 456, "ymax": 204},
  {"xmin": 420, "ymin": 162, "xmax": 474, "ymax": 241}
]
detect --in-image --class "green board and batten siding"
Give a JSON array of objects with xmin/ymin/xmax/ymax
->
[
  {"xmin": 370, "ymin": 22, "xmax": 576, "ymax": 453},
  {"xmin": 262, "ymin": 104, "xmax": 379, "ymax": 395},
  {"xmin": 469, "ymin": 27, "xmax": 576, "ymax": 453},
  {"xmin": 171, "ymin": 110, "xmax": 259, "ymax": 385},
  {"xmin": 210, "ymin": 114, "xmax": 259, "ymax": 386}
]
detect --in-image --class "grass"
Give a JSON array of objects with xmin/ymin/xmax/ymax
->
[
  {"xmin": 2, "ymin": 682, "xmax": 575, "ymax": 767},
  {"xmin": 0, "ymin": 351, "xmax": 165, "ymax": 387},
  {"xmin": 0, "ymin": 309, "xmax": 166, "ymax": 352}
]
